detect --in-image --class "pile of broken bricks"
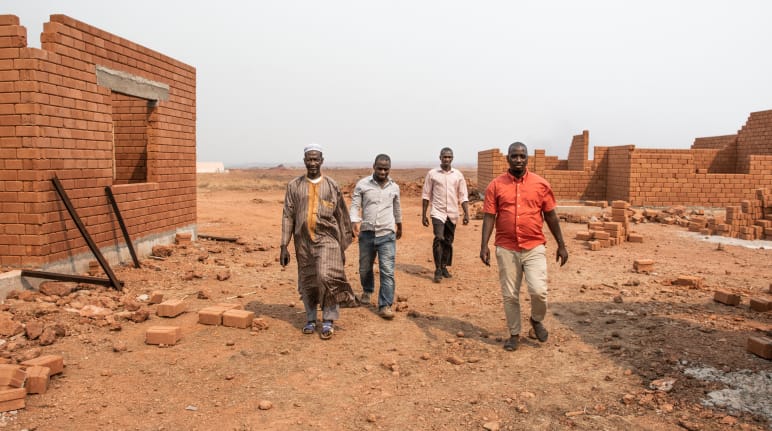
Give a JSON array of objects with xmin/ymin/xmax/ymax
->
[
  {"xmin": 145, "ymin": 292, "xmax": 266, "ymax": 347},
  {"xmin": 0, "ymin": 354, "xmax": 63, "ymax": 412},
  {"xmin": 632, "ymin": 261, "xmax": 771, "ymax": 360},
  {"xmin": 574, "ymin": 201, "xmax": 645, "ymax": 250},
  {"xmin": 569, "ymin": 187, "xmax": 772, "ymax": 242}
]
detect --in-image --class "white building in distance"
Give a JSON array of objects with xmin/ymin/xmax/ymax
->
[{"xmin": 196, "ymin": 162, "xmax": 227, "ymax": 173}]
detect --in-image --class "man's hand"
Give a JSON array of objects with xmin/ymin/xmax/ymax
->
[
  {"xmin": 396, "ymin": 223, "xmax": 403, "ymax": 240},
  {"xmin": 555, "ymin": 244, "xmax": 568, "ymax": 267},
  {"xmin": 352, "ymin": 222, "xmax": 360, "ymax": 239},
  {"xmin": 479, "ymin": 246, "xmax": 490, "ymax": 266},
  {"xmin": 422, "ymin": 216, "xmax": 429, "ymax": 227},
  {"xmin": 279, "ymin": 245, "xmax": 290, "ymax": 267},
  {"xmin": 463, "ymin": 213, "xmax": 469, "ymax": 225}
]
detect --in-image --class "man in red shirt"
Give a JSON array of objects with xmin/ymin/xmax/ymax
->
[{"xmin": 479, "ymin": 142, "xmax": 568, "ymax": 351}]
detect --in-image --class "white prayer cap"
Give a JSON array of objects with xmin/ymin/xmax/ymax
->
[{"xmin": 304, "ymin": 142, "xmax": 323, "ymax": 153}]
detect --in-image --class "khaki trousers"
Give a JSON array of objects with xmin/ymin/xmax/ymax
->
[{"xmin": 495, "ymin": 245, "xmax": 548, "ymax": 336}]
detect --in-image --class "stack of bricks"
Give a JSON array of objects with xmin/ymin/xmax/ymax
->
[
  {"xmin": 635, "ymin": 188, "xmax": 771, "ymax": 241},
  {"xmin": 0, "ymin": 355, "xmax": 64, "ymax": 412},
  {"xmin": 610, "ymin": 201, "xmax": 632, "ymax": 233},
  {"xmin": 198, "ymin": 303, "xmax": 255, "ymax": 329},
  {"xmin": 0, "ymin": 364, "xmax": 26, "ymax": 412},
  {"xmin": 724, "ymin": 189, "xmax": 770, "ymax": 240},
  {"xmin": 575, "ymin": 200, "xmax": 644, "ymax": 250}
]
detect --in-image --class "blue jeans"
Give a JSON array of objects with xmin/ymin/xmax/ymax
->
[{"xmin": 358, "ymin": 231, "xmax": 396, "ymax": 307}]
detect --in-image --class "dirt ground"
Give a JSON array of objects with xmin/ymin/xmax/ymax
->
[{"xmin": 1, "ymin": 168, "xmax": 771, "ymax": 431}]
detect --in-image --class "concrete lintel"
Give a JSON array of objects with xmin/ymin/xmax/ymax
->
[{"xmin": 96, "ymin": 65, "xmax": 170, "ymax": 101}]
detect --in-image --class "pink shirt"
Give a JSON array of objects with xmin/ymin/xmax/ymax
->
[
  {"xmin": 422, "ymin": 168, "xmax": 469, "ymax": 223},
  {"xmin": 483, "ymin": 170, "xmax": 556, "ymax": 251}
]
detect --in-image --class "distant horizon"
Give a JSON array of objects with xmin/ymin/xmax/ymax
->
[{"xmin": 223, "ymin": 160, "xmax": 479, "ymax": 170}]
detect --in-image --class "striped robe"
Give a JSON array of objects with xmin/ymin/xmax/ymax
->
[{"xmin": 281, "ymin": 175, "xmax": 356, "ymax": 308}]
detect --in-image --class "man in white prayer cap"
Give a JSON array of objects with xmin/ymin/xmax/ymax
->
[{"xmin": 279, "ymin": 143, "xmax": 357, "ymax": 339}]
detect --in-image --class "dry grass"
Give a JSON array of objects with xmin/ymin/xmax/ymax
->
[
  {"xmin": 197, "ymin": 167, "xmax": 478, "ymax": 196},
  {"xmin": 197, "ymin": 169, "xmax": 295, "ymax": 192}
]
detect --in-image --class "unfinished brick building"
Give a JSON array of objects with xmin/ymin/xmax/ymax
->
[
  {"xmin": 478, "ymin": 110, "xmax": 772, "ymax": 208},
  {"xmin": 0, "ymin": 15, "xmax": 196, "ymax": 277}
]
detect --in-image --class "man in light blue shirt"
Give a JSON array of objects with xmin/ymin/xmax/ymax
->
[{"xmin": 350, "ymin": 154, "xmax": 402, "ymax": 319}]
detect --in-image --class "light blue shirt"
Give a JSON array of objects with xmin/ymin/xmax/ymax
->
[{"xmin": 350, "ymin": 175, "xmax": 402, "ymax": 237}]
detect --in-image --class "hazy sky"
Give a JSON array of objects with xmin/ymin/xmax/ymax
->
[{"xmin": 7, "ymin": 1, "xmax": 772, "ymax": 167}]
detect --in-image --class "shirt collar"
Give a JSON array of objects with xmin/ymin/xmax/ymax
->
[
  {"xmin": 506, "ymin": 168, "xmax": 529, "ymax": 183},
  {"xmin": 370, "ymin": 175, "xmax": 393, "ymax": 187}
]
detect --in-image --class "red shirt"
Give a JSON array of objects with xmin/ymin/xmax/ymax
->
[{"xmin": 483, "ymin": 169, "xmax": 556, "ymax": 251}]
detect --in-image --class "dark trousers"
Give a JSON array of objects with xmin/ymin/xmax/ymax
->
[{"xmin": 431, "ymin": 217, "xmax": 456, "ymax": 270}]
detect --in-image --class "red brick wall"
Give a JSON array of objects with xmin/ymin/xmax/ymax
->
[
  {"xmin": 736, "ymin": 110, "xmax": 772, "ymax": 173},
  {"xmin": 567, "ymin": 130, "xmax": 589, "ymax": 170},
  {"xmin": 692, "ymin": 134, "xmax": 736, "ymax": 150},
  {"xmin": 477, "ymin": 149, "xmax": 508, "ymax": 192},
  {"xmin": 0, "ymin": 14, "xmax": 196, "ymax": 269},
  {"xmin": 605, "ymin": 146, "xmax": 633, "ymax": 202},
  {"xmin": 478, "ymin": 108, "xmax": 772, "ymax": 207}
]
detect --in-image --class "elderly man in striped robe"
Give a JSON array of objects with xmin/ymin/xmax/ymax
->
[{"xmin": 279, "ymin": 143, "xmax": 357, "ymax": 340}]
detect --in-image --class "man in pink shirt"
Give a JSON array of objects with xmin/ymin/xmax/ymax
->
[
  {"xmin": 422, "ymin": 147, "xmax": 470, "ymax": 283},
  {"xmin": 480, "ymin": 142, "xmax": 568, "ymax": 352}
]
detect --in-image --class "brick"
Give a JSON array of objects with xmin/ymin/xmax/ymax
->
[
  {"xmin": 148, "ymin": 291, "xmax": 164, "ymax": 305},
  {"xmin": 24, "ymin": 365, "xmax": 49, "ymax": 394},
  {"xmin": 216, "ymin": 303, "xmax": 242, "ymax": 310},
  {"xmin": 0, "ymin": 397, "xmax": 24, "ymax": 413},
  {"xmin": 575, "ymin": 231, "xmax": 591, "ymax": 241},
  {"xmin": 0, "ymin": 387, "xmax": 25, "ymax": 403},
  {"xmin": 627, "ymin": 233, "xmax": 644, "ymax": 243},
  {"xmin": 673, "ymin": 276, "xmax": 703, "ymax": 289},
  {"xmin": 749, "ymin": 297, "xmax": 771, "ymax": 312},
  {"xmin": 87, "ymin": 260, "xmax": 100, "ymax": 275},
  {"xmin": 156, "ymin": 299, "xmax": 186, "ymax": 317},
  {"xmin": 20, "ymin": 355, "xmax": 63, "ymax": 375},
  {"xmin": 593, "ymin": 231, "xmax": 610, "ymax": 240},
  {"xmin": 713, "ymin": 290, "xmax": 741, "ymax": 306},
  {"xmin": 222, "ymin": 309, "xmax": 256, "ymax": 329},
  {"xmin": 746, "ymin": 336, "xmax": 772, "ymax": 359},
  {"xmin": 611, "ymin": 200, "xmax": 630, "ymax": 209},
  {"xmin": 634, "ymin": 259, "xmax": 654, "ymax": 273},
  {"xmin": 588, "ymin": 240, "xmax": 601, "ymax": 251},
  {"xmin": 611, "ymin": 208, "xmax": 628, "ymax": 219},
  {"xmin": 145, "ymin": 326, "xmax": 181, "ymax": 345},
  {"xmin": 197, "ymin": 306, "xmax": 228, "ymax": 325},
  {"xmin": 0, "ymin": 365, "xmax": 25, "ymax": 387},
  {"xmin": 175, "ymin": 232, "xmax": 192, "ymax": 244}
]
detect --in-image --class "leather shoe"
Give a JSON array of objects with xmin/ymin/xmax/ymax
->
[
  {"xmin": 529, "ymin": 317, "xmax": 548, "ymax": 342},
  {"xmin": 441, "ymin": 267, "xmax": 452, "ymax": 278},
  {"xmin": 433, "ymin": 269, "xmax": 442, "ymax": 283},
  {"xmin": 503, "ymin": 335, "xmax": 519, "ymax": 351}
]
